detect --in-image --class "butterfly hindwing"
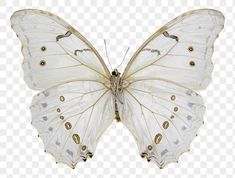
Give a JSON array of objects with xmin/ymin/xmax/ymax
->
[
  {"xmin": 30, "ymin": 81, "xmax": 113, "ymax": 168},
  {"xmin": 118, "ymin": 80, "xmax": 205, "ymax": 168}
]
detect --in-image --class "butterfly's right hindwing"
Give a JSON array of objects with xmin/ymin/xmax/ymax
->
[{"xmin": 118, "ymin": 80, "xmax": 205, "ymax": 168}]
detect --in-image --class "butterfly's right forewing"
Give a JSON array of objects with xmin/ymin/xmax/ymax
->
[{"xmin": 122, "ymin": 9, "xmax": 224, "ymax": 90}]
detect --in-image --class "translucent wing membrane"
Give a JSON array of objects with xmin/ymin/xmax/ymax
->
[
  {"xmin": 11, "ymin": 9, "xmax": 110, "ymax": 90},
  {"xmin": 120, "ymin": 9, "xmax": 224, "ymax": 168},
  {"xmin": 11, "ymin": 9, "xmax": 113, "ymax": 168},
  {"xmin": 118, "ymin": 80, "xmax": 205, "ymax": 168},
  {"xmin": 30, "ymin": 81, "xmax": 113, "ymax": 168},
  {"xmin": 123, "ymin": 9, "xmax": 224, "ymax": 90}
]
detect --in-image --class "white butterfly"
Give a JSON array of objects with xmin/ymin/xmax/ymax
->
[{"xmin": 11, "ymin": 9, "xmax": 224, "ymax": 169}]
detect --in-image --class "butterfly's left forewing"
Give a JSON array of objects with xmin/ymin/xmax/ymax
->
[{"xmin": 11, "ymin": 9, "xmax": 110, "ymax": 90}]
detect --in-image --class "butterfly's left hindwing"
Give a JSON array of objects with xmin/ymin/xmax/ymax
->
[{"xmin": 30, "ymin": 81, "xmax": 113, "ymax": 168}]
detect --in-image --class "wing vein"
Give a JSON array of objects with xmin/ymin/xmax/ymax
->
[
  {"xmin": 33, "ymin": 88, "xmax": 107, "ymax": 115},
  {"xmin": 125, "ymin": 89, "xmax": 177, "ymax": 160},
  {"xmin": 57, "ymin": 43, "xmax": 109, "ymax": 80},
  {"xmin": 128, "ymin": 88, "xmax": 191, "ymax": 127},
  {"xmin": 129, "ymin": 87, "xmax": 197, "ymax": 117},
  {"xmin": 44, "ymin": 89, "xmax": 109, "ymax": 147},
  {"xmin": 124, "ymin": 43, "xmax": 177, "ymax": 79}
]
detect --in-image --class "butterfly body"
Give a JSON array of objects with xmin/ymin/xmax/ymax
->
[
  {"xmin": 11, "ymin": 9, "xmax": 224, "ymax": 169},
  {"xmin": 111, "ymin": 69, "xmax": 122, "ymax": 122}
]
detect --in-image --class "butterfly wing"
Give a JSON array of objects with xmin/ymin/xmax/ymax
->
[
  {"xmin": 11, "ymin": 9, "xmax": 110, "ymax": 90},
  {"xmin": 11, "ymin": 9, "xmax": 114, "ymax": 168},
  {"xmin": 122, "ymin": 9, "xmax": 224, "ymax": 90},
  {"xmin": 30, "ymin": 81, "xmax": 113, "ymax": 168},
  {"xmin": 119, "ymin": 9, "xmax": 224, "ymax": 168},
  {"xmin": 119, "ymin": 80, "xmax": 205, "ymax": 168}
]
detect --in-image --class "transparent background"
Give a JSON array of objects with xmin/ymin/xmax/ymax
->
[{"xmin": 0, "ymin": 0, "xmax": 234, "ymax": 178}]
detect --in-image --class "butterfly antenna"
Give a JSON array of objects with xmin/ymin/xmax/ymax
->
[
  {"xmin": 103, "ymin": 39, "xmax": 113, "ymax": 71},
  {"xmin": 117, "ymin": 47, "xmax": 130, "ymax": 69}
]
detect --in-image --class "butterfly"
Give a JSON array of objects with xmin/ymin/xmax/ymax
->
[{"xmin": 11, "ymin": 9, "xmax": 224, "ymax": 169}]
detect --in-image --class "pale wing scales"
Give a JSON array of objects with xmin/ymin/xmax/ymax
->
[
  {"xmin": 11, "ymin": 9, "xmax": 110, "ymax": 90},
  {"xmin": 120, "ymin": 9, "xmax": 224, "ymax": 167},
  {"xmin": 119, "ymin": 80, "xmax": 205, "ymax": 168},
  {"xmin": 123, "ymin": 9, "xmax": 224, "ymax": 90},
  {"xmin": 30, "ymin": 81, "xmax": 114, "ymax": 168}
]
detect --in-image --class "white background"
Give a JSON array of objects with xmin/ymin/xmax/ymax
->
[{"xmin": 0, "ymin": 0, "xmax": 234, "ymax": 178}]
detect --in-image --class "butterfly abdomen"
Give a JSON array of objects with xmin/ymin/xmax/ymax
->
[{"xmin": 115, "ymin": 110, "xmax": 121, "ymax": 122}]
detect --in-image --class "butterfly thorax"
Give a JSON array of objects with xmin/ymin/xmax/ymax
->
[
  {"xmin": 110, "ymin": 69, "xmax": 123, "ymax": 122},
  {"xmin": 111, "ymin": 69, "xmax": 122, "ymax": 93}
]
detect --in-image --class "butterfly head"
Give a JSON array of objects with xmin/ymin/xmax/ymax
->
[{"xmin": 112, "ymin": 69, "xmax": 120, "ymax": 77}]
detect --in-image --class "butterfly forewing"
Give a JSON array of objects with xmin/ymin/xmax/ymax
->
[
  {"xmin": 123, "ymin": 9, "xmax": 224, "ymax": 90},
  {"xmin": 11, "ymin": 9, "xmax": 110, "ymax": 90}
]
